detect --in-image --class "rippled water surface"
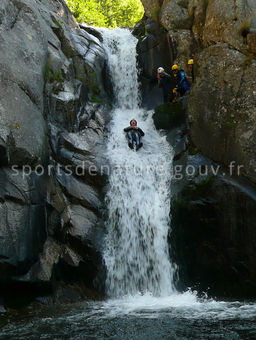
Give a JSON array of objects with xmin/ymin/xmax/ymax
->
[{"xmin": 1, "ymin": 294, "xmax": 256, "ymax": 339}]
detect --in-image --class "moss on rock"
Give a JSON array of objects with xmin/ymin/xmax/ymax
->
[{"xmin": 153, "ymin": 101, "xmax": 186, "ymax": 130}]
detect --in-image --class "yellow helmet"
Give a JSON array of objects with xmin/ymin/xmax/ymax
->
[
  {"xmin": 188, "ymin": 59, "xmax": 194, "ymax": 65},
  {"xmin": 172, "ymin": 64, "xmax": 179, "ymax": 70}
]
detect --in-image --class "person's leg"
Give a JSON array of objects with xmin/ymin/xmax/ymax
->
[
  {"xmin": 134, "ymin": 132, "xmax": 143, "ymax": 151},
  {"xmin": 134, "ymin": 132, "xmax": 140, "ymax": 145},
  {"xmin": 169, "ymin": 90, "xmax": 174, "ymax": 102},
  {"xmin": 163, "ymin": 90, "xmax": 169, "ymax": 103},
  {"xmin": 136, "ymin": 142, "xmax": 143, "ymax": 151},
  {"xmin": 178, "ymin": 87, "xmax": 185, "ymax": 97},
  {"xmin": 127, "ymin": 131, "xmax": 133, "ymax": 149}
]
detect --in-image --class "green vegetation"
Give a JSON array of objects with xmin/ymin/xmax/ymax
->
[
  {"xmin": 232, "ymin": 14, "xmax": 238, "ymax": 22},
  {"xmin": 239, "ymin": 20, "xmax": 251, "ymax": 38},
  {"xmin": 153, "ymin": 102, "xmax": 186, "ymax": 130},
  {"xmin": 53, "ymin": 18, "xmax": 63, "ymax": 28},
  {"xmin": 92, "ymin": 85, "xmax": 101, "ymax": 95},
  {"xmin": 188, "ymin": 145, "xmax": 198, "ymax": 155},
  {"xmin": 242, "ymin": 54, "xmax": 253, "ymax": 69},
  {"xmin": 151, "ymin": 7, "xmax": 161, "ymax": 23},
  {"xmin": 44, "ymin": 59, "xmax": 64, "ymax": 83},
  {"xmin": 225, "ymin": 111, "xmax": 237, "ymax": 129},
  {"xmin": 203, "ymin": 0, "xmax": 209, "ymax": 9},
  {"xmin": 226, "ymin": 121, "xmax": 236, "ymax": 129},
  {"xmin": 65, "ymin": 0, "xmax": 144, "ymax": 28},
  {"xmin": 178, "ymin": 0, "xmax": 189, "ymax": 9},
  {"xmin": 90, "ymin": 96, "xmax": 101, "ymax": 103}
]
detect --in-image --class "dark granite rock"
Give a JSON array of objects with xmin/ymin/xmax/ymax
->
[{"xmin": 0, "ymin": 0, "xmax": 110, "ymax": 309}]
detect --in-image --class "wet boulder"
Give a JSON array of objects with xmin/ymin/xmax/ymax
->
[
  {"xmin": 188, "ymin": 0, "xmax": 208, "ymax": 41},
  {"xmin": 136, "ymin": 18, "xmax": 173, "ymax": 79},
  {"xmin": 172, "ymin": 171, "xmax": 256, "ymax": 298},
  {"xmin": 203, "ymin": 0, "xmax": 256, "ymax": 52},
  {"xmin": 135, "ymin": 17, "xmax": 174, "ymax": 108},
  {"xmin": 160, "ymin": 0, "xmax": 192, "ymax": 31},
  {"xmin": 247, "ymin": 32, "xmax": 256, "ymax": 55},
  {"xmin": 140, "ymin": 0, "xmax": 162, "ymax": 18},
  {"xmin": 188, "ymin": 44, "xmax": 256, "ymax": 179},
  {"xmin": 0, "ymin": 168, "xmax": 47, "ymax": 278},
  {"xmin": 153, "ymin": 101, "xmax": 187, "ymax": 130},
  {"xmin": 0, "ymin": 0, "xmax": 110, "ymax": 308},
  {"xmin": 168, "ymin": 29, "xmax": 194, "ymax": 68}
]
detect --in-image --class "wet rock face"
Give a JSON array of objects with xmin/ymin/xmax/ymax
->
[
  {"xmin": 171, "ymin": 174, "xmax": 256, "ymax": 299},
  {"xmin": 187, "ymin": 0, "xmax": 256, "ymax": 180},
  {"xmin": 0, "ymin": 0, "xmax": 110, "ymax": 307},
  {"xmin": 140, "ymin": 0, "xmax": 163, "ymax": 18},
  {"xmin": 188, "ymin": 44, "xmax": 256, "ymax": 179},
  {"xmin": 202, "ymin": 0, "xmax": 256, "ymax": 51},
  {"xmin": 188, "ymin": 0, "xmax": 207, "ymax": 41},
  {"xmin": 247, "ymin": 32, "xmax": 256, "ymax": 55},
  {"xmin": 0, "ymin": 169, "xmax": 47, "ymax": 275},
  {"xmin": 168, "ymin": 29, "xmax": 194, "ymax": 67},
  {"xmin": 134, "ymin": 18, "xmax": 174, "ymax": 109},
  {"xmin": 160, "ymin": 0, "xmax": 192, "ymax": 30},
  {"xmin": 0, "ymin": 0, "xmax": 48, "ymax": 166},
  {"xmin": 152, "ymin": 100, "xmax": 256, "ymax": 298},
  {"xmin": 138, "ymin": 0, "xmax": 256, "ymax": 178}
]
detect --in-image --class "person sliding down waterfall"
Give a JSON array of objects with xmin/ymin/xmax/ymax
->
[{"xmin": 124, "ymin": 119, "xmax": 144, "ymax": 151}]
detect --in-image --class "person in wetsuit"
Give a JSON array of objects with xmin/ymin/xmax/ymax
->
[
  {"xmin": 157, "ymin": 67, "xmax": 173, "ymax": 103},
  {"xmin": 171, "ymin": 64, "xmax": 190, "ymax": 97},
  {"xmin": 124, "ymin": 119, "xmax": 144, "ymax": 151},
  {"xmin": 187, "ymin": 59, "xmax": 195, "ymax": 83}
]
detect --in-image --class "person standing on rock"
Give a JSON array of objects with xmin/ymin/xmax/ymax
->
[
  {"xmin": 187, "ymin": 59, "xmax": 195, "ymax": 83},
  {"xmin": 157, "ymin": 67, "xmax": 174, "ymax": 103},
  {"xmin": 171, "ymin": 64, "xmax": 190, "ymax": 97}
]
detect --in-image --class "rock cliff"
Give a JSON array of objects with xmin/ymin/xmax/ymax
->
[
  {"xmin": 139, "ymin": 0, "xmax": 256, "ymax": 179},
  {"xmin": 0, "ymin": 0, "xmax": 111, "ymax": 308},
  {"xmin": 137, "ymin": 0, "xmax": 256, "ymax": 298}
]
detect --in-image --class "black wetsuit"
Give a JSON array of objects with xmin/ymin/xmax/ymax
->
[
  {"xmin": 158, "ymin": 72, "xmax": 174, "ymax": 103},
  {"xmin": 124, "ymin": 126, "xmax": 145, "ymax": 150}
]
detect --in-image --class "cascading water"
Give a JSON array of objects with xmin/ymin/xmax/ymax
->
[
  {"xmin": 101, "ymin": 28, "xmax": 177, "ymax": 298},
  {"xmin": 2, "ymin": 28, "xmax": 256, "ymax": 340}
]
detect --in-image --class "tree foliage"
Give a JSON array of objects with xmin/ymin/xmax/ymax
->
[{"xmin": 65, "ymin": 0, "xmax": 144, "ymax": 28}]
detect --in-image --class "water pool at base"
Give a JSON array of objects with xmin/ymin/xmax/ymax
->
[{"xmin": 1, "ymin": 293, "xmax": 256, "ymax": 339}]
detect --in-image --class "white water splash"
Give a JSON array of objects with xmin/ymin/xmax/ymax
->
[
  {"xmin": 101, "ymin": 28, "xmax": 176, "ymax": 298},
  {"xmin": 94, "ymin": 28, "xmax": 256, "ymax": 321}
]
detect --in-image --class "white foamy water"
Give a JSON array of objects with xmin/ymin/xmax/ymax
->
[
  {"xmin": 101, "ymin": 28, "xmax": 176, "ymax": 298},
  {"xmin": 102, "ymin": 293, "xmax": 256, "ymax": 321},
  {"xmin": 99, "ymin": 28, "xmax": 256, "ymax": 321}
]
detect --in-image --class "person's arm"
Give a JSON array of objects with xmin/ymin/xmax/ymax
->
[
  {"xmin": 157, "ymin": 76, "xmax": 162, "ymax": 88},
  {"xmin": 124, "ymin": 126, "xmax": 133, "ymax": 132},
  {"xmin": 163, "ymin": 71, "xmax": 171, "ymax": 78},
  {"xmin": 137, "ymin": 128, "xmax": 145, "ymax": 136},
  {"xmin": 178, "ymin": 71, "xmax": 186, "ymax": 87}
]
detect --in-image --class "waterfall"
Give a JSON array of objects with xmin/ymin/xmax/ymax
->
[{"xmin": 101, "ymin": 28, "xmax": 177, "ymax": 298}]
